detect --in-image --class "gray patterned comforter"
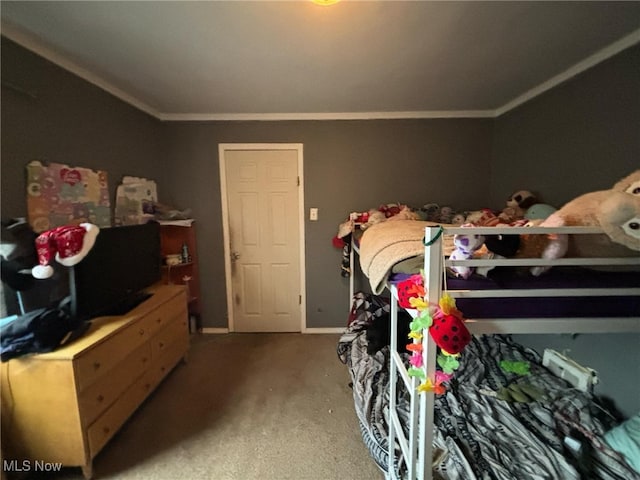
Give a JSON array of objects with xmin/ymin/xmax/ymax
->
[{"xmin": 337, "ymin": 332, "xmax": 639, "ymax": 480}]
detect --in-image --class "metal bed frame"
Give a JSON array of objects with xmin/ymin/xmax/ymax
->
[{"xmin": 384, "ymin": 225, "xmax": 640, "ymax": 480}]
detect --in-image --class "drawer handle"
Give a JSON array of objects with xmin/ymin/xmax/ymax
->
[
  {"xmin": 93, "ymin": 362, "xmax": 101, "ymax": 371},
  {"xmin": 142, "ymin": 356, "xmax": 148, "ymax": 363},
  {"xmin": 159, "ymin": 342, "xmax": 165, "ymax": 349},
  {"xmin": 161, "ymin": 366, "xmax": 166, "ymax": 372},
  {"xmin": 156, "ymin": 317, "xmax": 162, "ymax": 324},
  {"xmin": 139, "ymin": 329, "xmax": 145, "ymax": 336},
  {"xmin": 103, "ymin": 426, "xmax": 110, "ymax": 435},
  {"xmin": 97, "ymin": 394, "xmax": 104, "ymax": 403}
]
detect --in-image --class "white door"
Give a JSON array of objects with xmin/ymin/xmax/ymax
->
[{"xmin": 219, "ymin": 144, "xmax": 305, "ymax": 332}]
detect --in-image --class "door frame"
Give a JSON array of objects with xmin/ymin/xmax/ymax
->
[{"xmin": 218, "ymin": 143, "xmax": 306, "ymax": 332}]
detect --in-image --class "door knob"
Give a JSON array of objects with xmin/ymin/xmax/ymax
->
[{"xmin": 231, "ymin": 251, "xmax": 241, "ymax": 261}]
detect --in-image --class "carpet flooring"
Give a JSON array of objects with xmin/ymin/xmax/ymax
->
[{"xmin": 20, "ymin": 333, "xmax": 384, "ymax": 480}]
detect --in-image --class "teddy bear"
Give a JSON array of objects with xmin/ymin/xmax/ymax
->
[
  {"xmin": 498, "ymin": 190, "xmax": 538, "ymax": 224},
  {"xmin": 529, "ymin": 171, "xmax": 640, "ymax": 275}
]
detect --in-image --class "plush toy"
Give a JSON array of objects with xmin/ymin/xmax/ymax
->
[
  {"xmin": 396, "ymin": 274, "xmax": 425, "ymax": 309},
  {"xmin": 361, "ymin": 204, "xmax": 418, "ymax": 229},
  {"xmin": 612, "ymin": 169, "xmax": 640, "ymax": 195},
  {"xmin": 420, "ymin": 203, "xmax": 441, "ymax": 222},
  {"xmin": 465, "ymin": 208, "xmax": 499, "ymax": 226},
  {"xmin": 386, "ymin": 205, "xmax": 420, "ymax": 222},
  {"xmin": 379, "ymin": 202, "xmax": 403, "ymax": 218},
  {"xmin": 597, "ymin": 191, "xmax": 640, "ymax": 253},
  {"xmin": 498, "ymin": 190, "xmax": 538, "ymax": 223},
  {"xmin": 524, "ymin": 203, "xmax": 557, "ymax": 220},
  {"xmin": 437, "ymin": 206, "xmax": 455, "ymax": 224},
  {"xmin": 484, "ymin": 233, "xmax": 521, "ymax": 258},
  {"xmin": 451, "ymin": 212, "xmax": 466, "ymax": 225},
  {"xmin": 531, "ymin": 172, "xmax": 640, "ymax": 275},
  {"xmin": 429, "ymin": 308, "xmax": 471, "ymax": 355},
  {"xmin": 360, "ymin": 209, "xmax": 386, "ymax": 230},
  {"xmin": 449, "ymin": 224, "xmax": 486, "ymax": 279},
  {"xmin": 31, "ymin": 223, "xmax": 100, "ymax": 279}
]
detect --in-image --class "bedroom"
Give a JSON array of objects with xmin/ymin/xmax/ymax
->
[{"xmin": 1, "ymin": 1, "xmax": 639, "ymax": 479}]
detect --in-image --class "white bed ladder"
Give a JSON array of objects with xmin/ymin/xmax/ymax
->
[{"xmin": 387, "ymin": 223, "xmax": 443, "ymax": 480}]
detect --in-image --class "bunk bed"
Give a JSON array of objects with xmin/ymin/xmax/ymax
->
[{"xmin": 338, "ymin": 221, "xmax": 640, "ymax": 480}]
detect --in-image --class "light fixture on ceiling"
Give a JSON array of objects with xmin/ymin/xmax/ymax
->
[{"xmin": 311, "ymin": 0, "xmax": 340, "ymax": 6}]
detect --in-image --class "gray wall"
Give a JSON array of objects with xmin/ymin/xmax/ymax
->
[
  {"xmin": 492, "ymin": 44, "xmax": 640, "ymax": 419},
  {"xmin": 491, "ymin": 44, "xmax": 640, "ymax": 208},
  {"xmin": 2, "ymin": 37, "xmax": 638, "ymax": 416},
  {"xmin": 160, "ymin": 120, "xmax": 493, "ymax": 329},
  {"xmin": 1, "ymin": 38, "xmax": 163, "ymax": 219}
]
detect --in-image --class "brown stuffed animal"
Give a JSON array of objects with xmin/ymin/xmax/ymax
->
[
  {"xmin": 598, "ymin": 191, "xmax": 640, "ymax": 252},
  {"xmin": 531, "ymin": 171, "xmax": 640, "ymax": 275},
  {"xmin": 612, "ymin": 169, "xmax": 640, "ymax": 195}
]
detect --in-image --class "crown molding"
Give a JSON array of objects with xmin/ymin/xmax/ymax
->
[
  {"xmin": 495, "ymin": 27, "xmax": 640, "ymax": 117},
  {"xmin": 156, "ymin": 110, "xmax": 495, "ymax": 121},
  {"xmin": 3, "ymin": 20, "xmax": 638, "ymax": 122},
  {"xmin": 1, "ymin": 20, "xmax": 161, "ymax": 119}
]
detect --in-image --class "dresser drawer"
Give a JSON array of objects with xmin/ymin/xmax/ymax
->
[
  {"xmin": 78, "ymin": 342, "xmax": 151, "ymax": 426},
  {"xmin": 138, "ymin": 291, "xmax": 187, "ymax": 339},
  {"xmin": 150, "ymin": 313, "xmax": 188, "ymax": 360},
  {"xmin": 86, "ymin": 367, "xmax": 157, "ymax": 458},
  {"xmin": 75, "ymin": 322, "xmax": 151, "ymax": 391},
  {"xmin": 149, "ymin": 334, "xmax": 189, "ymax": 387},
  {"xmin": 1, "ymin": 285, "xmax": 188, "ymax": 477},
  {"xmin": 86, "ymin": 335, "xmax": 188, "ymax": 459}
]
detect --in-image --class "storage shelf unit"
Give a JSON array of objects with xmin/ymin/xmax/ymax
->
[{"xmin": 159, "ymin": 221, "xmax": 201, "ymax": 320}]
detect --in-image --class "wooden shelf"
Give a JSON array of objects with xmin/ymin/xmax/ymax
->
[
  {"xmin": 161, "ymin": 262, "xmax": 194, "ymax": 269},
  {"xmin": 159, "ymin": 222, "xmax": 201, "ymax": 318}
]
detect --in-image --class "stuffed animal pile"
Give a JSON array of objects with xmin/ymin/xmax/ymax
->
[
  {"xmin": 450, "ymin": 171, "xmax": 639, "ymax": 277},
  {"xmin": 334, "ymin": 170, "xmax": 639, "ymax": 279}
]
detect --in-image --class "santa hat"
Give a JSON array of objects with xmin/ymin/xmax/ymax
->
[{"xmin": 32, "ymin": 223, "xmax": 100, "ymax": 279}]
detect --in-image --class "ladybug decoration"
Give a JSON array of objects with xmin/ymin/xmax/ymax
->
[
  {"xmin": 429, "ymin": 311, "xmax": 471, "ymax": 354},
  {"xmin": 405, "ymin": 289, "xmax": 471, "ymax": 394},
  {"xmin": 396, "ymin": 277, "xmax": 422, "ymax": 309}
]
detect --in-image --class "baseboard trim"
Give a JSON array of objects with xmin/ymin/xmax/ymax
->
[
  {"xmin": 303, "ymin": 327, "xmax": 345, "ymax": 334},
  {"xmin": 199, "ymin": 327, "xmax": 345, "ymax": 334},
  {"xmin": 200, "ymin": 328, "xmax": 230, "ymax": 334}
]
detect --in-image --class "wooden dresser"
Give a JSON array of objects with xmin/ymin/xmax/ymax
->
[{"xmin": 0, "ymin": 284, "xmax": 189, "ymax": 479}]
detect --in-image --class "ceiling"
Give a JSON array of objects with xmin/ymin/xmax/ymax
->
[{"xmin": 1, "ymin": 1, "xmax": 639, "ymax": 121}]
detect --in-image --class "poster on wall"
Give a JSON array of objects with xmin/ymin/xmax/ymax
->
[
  {"xmin": 26, "ymin": 160, "xmax": 112, "ymax": 233},
  {"xmin": 114, "ymin": 176, "xmax": 158, "ymax": 226}
]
